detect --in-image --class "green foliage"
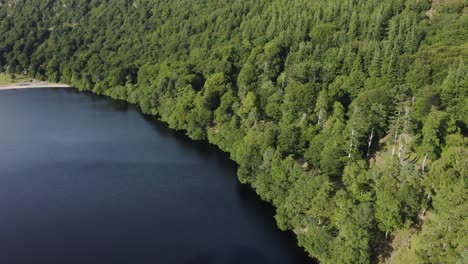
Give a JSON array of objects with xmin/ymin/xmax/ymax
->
[
  {"xmin": 410, "ymin": 135, "xmax": 468, "ymax": 263},
  {"xmin": 1, "ymin": 0, "xmax": 466, "ymax": 263},
  {"xmin": 203, "ymin": 73, "xmax": 229, "ymax": 110}
]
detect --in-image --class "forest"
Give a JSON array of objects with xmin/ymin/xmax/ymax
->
[{"xmin": 0, "ymin": 0, "xmax": 466, "ymax": 263}]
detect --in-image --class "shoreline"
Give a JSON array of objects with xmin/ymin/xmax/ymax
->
[{"xmin": 0, "ymin": 80, "xmax": 70, "ymax": 90}]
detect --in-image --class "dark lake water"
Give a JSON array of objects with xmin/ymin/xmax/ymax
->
[{"xmin": 0, "ymin": 89, "xmax": 311, "ymax": 264}]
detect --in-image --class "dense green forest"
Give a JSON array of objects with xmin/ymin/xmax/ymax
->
[{"xmin": 0, "ymin": 0, "xmax": 467, "ymax": 263}]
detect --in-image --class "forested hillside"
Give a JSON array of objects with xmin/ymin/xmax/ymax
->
[{"xmin": 0, "ymin": 0, "xmax": 467, "ymax": 263}]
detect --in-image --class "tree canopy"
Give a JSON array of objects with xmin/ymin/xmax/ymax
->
[{"xmin": 1, "ymin": 0, "xmax": 466, "ymax": 263}]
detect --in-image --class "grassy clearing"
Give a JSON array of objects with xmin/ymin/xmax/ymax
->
[
  {"xmin": 385, "ymin": 226, "xmax": 427, "ymax": 264},
  {"xmin": 0, "ymin": 73, "xmax": 29, "ymax": 86}
]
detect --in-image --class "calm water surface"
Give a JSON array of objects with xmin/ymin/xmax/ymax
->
[{"xmin": 0, "ymin": 89, "xmax": 311, "ymax": 264}]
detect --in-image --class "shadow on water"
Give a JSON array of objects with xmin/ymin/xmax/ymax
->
[
  {"xmin": 137, "ymin": 111, "xmax": 314, "ymax": 264},
  {"xmin": 60, "ymin": 88, "xmax": 132, "ymax": 112},
  {"xmin": 184, "ymin": 244, "xmax": 270, "ymax": 264},
  {"xmin": 235, "ymin": 185, "xmax": 314, "ymax": 264},
  {"xmin": 38, "ymin": 88, "xmax": 315, "ymax": 263}
]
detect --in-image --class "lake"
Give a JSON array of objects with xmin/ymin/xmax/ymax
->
[{"xmin": 0, "ymin": 88, "xmax": 311, "ymax": 264}]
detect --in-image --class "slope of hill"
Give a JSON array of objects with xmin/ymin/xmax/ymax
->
[{"xmin": 0, "ymin": 0, "xmax": 466, "ymax": 263}]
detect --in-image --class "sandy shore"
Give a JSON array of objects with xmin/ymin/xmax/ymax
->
[{"xmin": 0, "ymin": 80, "xmax": 70, "ymax": 90}]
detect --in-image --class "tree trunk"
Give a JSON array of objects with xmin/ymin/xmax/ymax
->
[
  {"xmin": 392, "ymin": 110, "xmax": 401, "ymax": 156},
  {"xmin": 317, "ymin": 109, "xmax": 323, "ymax": 126},
  {"xmin": 366, "ymin": 129, "xmax": 374, "ymax": 158},
  {"xmin": 348, "ymin": 128, "xmax": 355, "ymax": 158},
  {"xmin": 422, "ymin": 152, "xmax": 427, "ymax": 172},
  {"xmin": 398, "ymin": 103, "xmax": 411, "ymax": 163},
  {"xmin": 299, "ymin": 113, "xmax": 307, "ymax": 125},
  {"xmin": 398, "ymin": 134, "xmax": 403, "ymax": 162}
]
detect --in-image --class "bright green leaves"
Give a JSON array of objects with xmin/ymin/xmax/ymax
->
[
  {"xmin": 203, "ymin": 73, "xmax": 229, "ymax": 110},
  {"xmin": 343, "ymin": 160, "xmax": 373, "ymax": 202},
  {"xmin": 374, "ymin": 158, "xmax": 423, "ymax": 235},
  {"xmin": 441, "ymin": 60, "xmax": 468, "ymax": 126},
  {"xmin": 238, "ymin": 91, "xmax": 259, "ymax": 127},
  {"xmin": 411, "ymin": 136, "xmax": 468, "ymax": 263},
  {"xmin": 1, "ymin": 1, "xmax": 467, "ymax": 263},
  {"xmin": 277, "ymin": 174, "xmax": 334, "ymax": 230}
]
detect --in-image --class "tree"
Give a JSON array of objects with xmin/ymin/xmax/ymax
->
[
  {"xmin": 419, "ymin": 108, "xmax": 453, "ymax": 172},
  {"xmin": 185, "ymin": 94, "xmax": 212, "ymax": 140},
  {"xmin": 320, "ymin": 135, "xmax": 346, "ymax": 178},
  {"xmin": 375, "ymin": 158, "xmax": 404, "ymax": 237},
  {"xmin": 318, "ymin": 102, "xmax": 347, "ymax": 177},
  {"xmin": 203, "ymin": 72, "xmax": 228, "ymax": 110},
  {"xmin": 441, "ymin": 59, "xmax": 468, "ymax": 126},
  {"xmin": 1, "ymin": 1, "xmax": 466, "ymax": 263},
  {"xmin": 277, "ymin": 124, "xmax": 303, "ymax": 154},
  {"xmin": 329, "ymin": 190, "xmax": 374, "ymax": 264},
  {"xmin": 238, "ymin": 91, "xmax": 259, "ymax": 127},
  {"xmin": 315, "ymin": 89, "xmax": 329, "ymax": 126},
  {"xmin": 343, "ymin": 160, "xmax": 373, "ymax": 202},
  {"xmin": 414, "ymin": 136, "xmax": 468, "ymax": 263}
]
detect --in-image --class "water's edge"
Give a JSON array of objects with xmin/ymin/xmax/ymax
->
[{"xmin": 71, "ymin": 87, "xmax": 314, "ymax": 262}]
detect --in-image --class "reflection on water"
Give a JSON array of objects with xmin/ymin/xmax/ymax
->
[{"xmin": 0, "ymin": 88, "xmax": 313, "ymax": 264}]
